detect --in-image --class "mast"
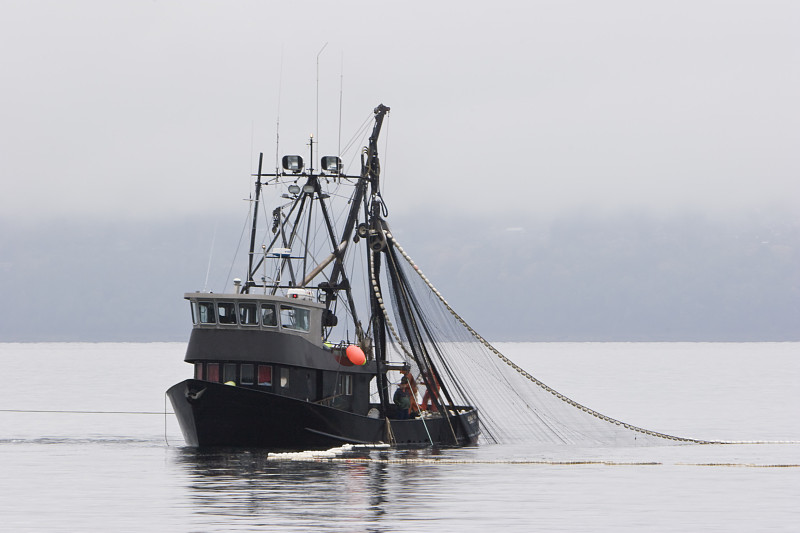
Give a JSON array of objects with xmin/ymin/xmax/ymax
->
[
  {"xmin": 359, "ymin": 105, "xmax": 392, "ymax": 414},
  {"xmin": 326, "ymin": 105, "xmax": 390, "ymax": 294},
  {"xmin": 320, "ymin": 104, "xmax": 390, "ymax": 347},
  {"xmin": 241, "ymin": 105, "xmax": 391, "ymax": 340},
  {"xmin": 245, "ymin": 153, "xmax": 265, "ymax": 293}
]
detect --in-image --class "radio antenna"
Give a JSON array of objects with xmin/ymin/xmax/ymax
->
[
  {"xmin": 275, "ymin": 46, "xmax": 284, "ymax": 173},
  {"xmin": 338, "ymin": 52, "xmax": 344, "ymax": 160},
  {"xmin": 316, "ymin": 42, "xmax": 328, "ymax": 147}
]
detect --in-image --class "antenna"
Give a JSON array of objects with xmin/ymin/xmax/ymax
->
[
  {"xmin": 275, "ymin": 46, "xmax": 284, "ymax": 174},
  {"xmin": 203, "ymin": 222, "xmax": 217, "ymax": 292},
  {"xmin": 338, "ymin": 52, "xmax": 344, "ymax": 161},
  {"xmin": 316, "ymin": 42, "xmax": 328, "ymax": 149}
]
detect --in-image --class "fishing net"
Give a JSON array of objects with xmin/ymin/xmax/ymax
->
[{"xmin": 371, "ymin": 226, "xmax": 708, "ymax": 446}]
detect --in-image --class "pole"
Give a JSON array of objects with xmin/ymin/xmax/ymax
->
[{"xmin": 246, "ymin": 153, "xmax": 264, "ymax": 292}]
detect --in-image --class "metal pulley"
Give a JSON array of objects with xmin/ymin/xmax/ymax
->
[{"xmin": 368, "ymin": 225, "xmax": 386, "ymax": 251}]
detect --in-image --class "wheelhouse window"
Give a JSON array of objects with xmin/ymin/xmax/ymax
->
[
  {"xmin": 218, "ymin": 302, "xmax": 237, "ymax": 324},
  {"xmin": 239, "ymin": 303, "xmax": 258, "ymax": 326},
  {"xmin": 194, "ymin": 362, "xmax": 203, "ymax": 380},
  {"xmin": 190, "ymin": 301, "xmax": 198, "ymax": 324},
  {"xmin": 261, "ymin": 303, "xmax": 277, "ymax": 327},
  {"xmin": 258, "ymin": 365, "xmax": 273, "ymax": 386},
  {"xmin": 241, "ymin": 364, "xmax": 254, "ymax": 385},
  {"xmin": 223, "ymin": 363, "xmax": 237, "ymax": 383},
  {"xmin": 198, "ymin": 302, "xmax": 216, "ymax": 324},
  {"xmin": 207, "ymin": 363, "xmax": 220, "ymax": 382},
  {"xmin": 280, "ymin": 305, "xmax": 310, "ymax": 332}
]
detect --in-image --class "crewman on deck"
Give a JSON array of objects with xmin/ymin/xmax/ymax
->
[
  {"xmin": 420, "ymin": 372, "xmax": 440, "ymax": 412},
  {"xmin": 393, "ymin": 376, "xmax": 412, "ymax": 419}
]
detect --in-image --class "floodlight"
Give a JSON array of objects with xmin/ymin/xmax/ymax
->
[
  {"xmin": 321, "ymin": 156, "xmax": 342, "ymax": 173},
  {"xmin": 282, "ymin": 155, "xmax": 304, "ymax": 173}
]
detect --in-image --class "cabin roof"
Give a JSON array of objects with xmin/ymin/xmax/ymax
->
[{"xmin": 184, "ymin": 292, "xmax": 326, "ymax": 309}]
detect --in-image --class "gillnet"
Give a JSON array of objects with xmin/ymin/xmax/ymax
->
[{"xmin": 371, "ymin": 226, "xmax": 709, "ymax": 446}]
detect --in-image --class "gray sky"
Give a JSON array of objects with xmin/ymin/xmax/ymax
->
[{"xmin": 1, "ymin": 1, "xmax": 798, "ymax": 222}]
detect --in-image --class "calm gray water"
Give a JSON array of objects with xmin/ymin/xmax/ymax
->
[{"xmin": 0, "ymin": 342, "xmax": 798, "ymax": 532}]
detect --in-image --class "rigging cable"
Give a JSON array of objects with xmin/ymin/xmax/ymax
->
[
  {"xmin": 367, "ymin": 241, "xmax": 437, "ymax": 446},
  {"xmin": 223, "ymin": 202, "xmax": 255, "ymax": 291}
]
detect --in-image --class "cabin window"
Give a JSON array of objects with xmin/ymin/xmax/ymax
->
[
  {"xmin": 261, "ymin": 303, "xmax": 277, "ymax": 327},
  {"xmin": 280, "ymin": 305, "xmax": 310, "ymax": 332},
  {"xmin": 194, "ymin": 363, "xmax": 203, "ymax": 380},
  {"xmin": 240, "ymin": 364, "xmax": 254, "ymax": 385},
  {"xmin": 280, "ymin": 367, "xmax": 290, "ymax": 388},
  {"xmin": 207, "ymin": 363, "xmax": 220, "ymax": 382},
  {"xmin": 339, "ymin": 374, "xmax": 353, "ymax": 396},
  {"xmin": 223, "ymin": 363, "xmax": 237, "ymax": 383},
  {"xmin": 258, "ymin": 365, "xmax": 273, "ymax": 386},
  {"xmin": 239, "ymin": 303, "xmax": 258, "ymax": 326},
  {"xmin": 218, "ymin": 302, "xmax": 237, "ymax": 324},
  {"xmin": 190, "ymin": 301, "xmax": 198, "ymax": 324},
  {"xmin": 198, "ymin": 302, "xmax": 216, "ymax": 324}
]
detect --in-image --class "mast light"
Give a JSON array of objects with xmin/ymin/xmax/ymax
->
[
  {"xmin": 282, "ymin": 155, "xmax": 304, "ymax": 173},
  {"xmin": 288, "ymin": 184, "xmax": 301, "ymax": 195},
  {"xmin": 321, "ymin": 156, "xmax": 342, "ymax": 173}
]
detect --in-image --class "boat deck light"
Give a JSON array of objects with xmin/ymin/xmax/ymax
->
[
  {"xmin": 282, "ymin": 155, "xmax": 304, "ymax": 173},
  {"xmin": 321, "ymin": 156, "xmax": 342, "ymax": 173}
]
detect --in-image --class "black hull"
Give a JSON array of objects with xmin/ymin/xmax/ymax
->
[{"xmin": 167, "ymin": 379, "xmax": 480, "ymax": 450}]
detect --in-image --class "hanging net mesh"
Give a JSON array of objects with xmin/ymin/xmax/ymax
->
[{"xmin": 372, "ymin": 226, "xmax": 709, "ymax": 446}]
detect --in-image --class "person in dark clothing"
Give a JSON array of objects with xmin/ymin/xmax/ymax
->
[{"xmin": 393, "ymin": 377, "xmax": 412, "ymax": 419}]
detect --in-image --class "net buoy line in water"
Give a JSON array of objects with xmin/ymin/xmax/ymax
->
[
  {"xmin": 3, "ymin": 408, "xmax": 796, "ymax": 446},
  {"xmin": 266, "ymin": 444, "xmax": 800, "ymax": 467},
  {"xmin": 0, "ymin": 409, "xmax": 172, "ymax": 415}
]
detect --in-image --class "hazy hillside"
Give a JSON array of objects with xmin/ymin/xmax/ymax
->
[
  {"xmin": 395, "ymin": 210, "xmax": 799, "ymax": 341},
  {"xmin": 1, "ymin": 210, "xmax": 797, "ymax": 342}
]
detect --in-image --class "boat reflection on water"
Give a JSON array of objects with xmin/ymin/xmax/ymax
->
[{"xmin": 171, "ymin": 447, "xmax": 455, "ymax": 529}]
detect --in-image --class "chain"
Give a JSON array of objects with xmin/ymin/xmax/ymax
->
[
  {"xmin": 384, "ymin": 231, "xmax": 713, "ymax": 445},
  {"xmin": 368, "ymin": 246, "xmax": 433, "ymax": 445}
]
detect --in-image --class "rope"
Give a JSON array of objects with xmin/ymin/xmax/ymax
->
[
  {"xmin": 368, "ymin": 247, "xmax": 434, "ymax": 445},
  {"xmin": 0, "ymin": 409, "xmax": 174, "ymax": 415},
  {"xmin": 383, "ymin": 231, "xmax": 713, "ymax": 445}
]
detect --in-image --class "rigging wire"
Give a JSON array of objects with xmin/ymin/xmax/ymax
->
[
  {"xmin": 222, "ymin": 202, "xmax": 255, "ymax": 291},
  {"xmin": 381, "ymin": 114, "xmax": 390, "ymax": 197},
  {"xmin": 202, "ymin": 222, "xmax": 217, "ymax": 292},
  {"xmin": 0, "ymin": 409, "xmax": 173, "ymax": 415},
  {"xmin": 340, "ymin": 114, "xmax": 374, "ymax": 167}
]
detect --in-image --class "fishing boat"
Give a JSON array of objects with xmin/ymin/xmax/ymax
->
[{"xmin": 167, "ymin": 104, "xmax": 480, "ymax": 450}]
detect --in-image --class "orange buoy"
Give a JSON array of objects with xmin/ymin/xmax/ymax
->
[{"xmin": 345, "ymin": 344, "xmax": 366, "ymax": 366}]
